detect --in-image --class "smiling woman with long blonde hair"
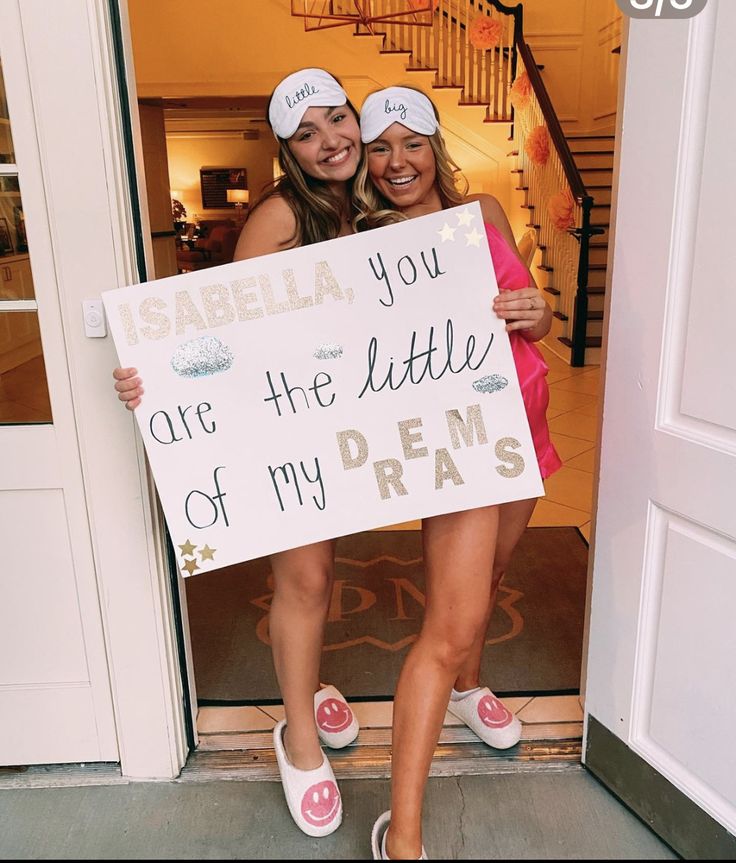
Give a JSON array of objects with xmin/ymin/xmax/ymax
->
[{"xmin": 355, "ymin": 86, "xmax": 561, "ymax": 860}]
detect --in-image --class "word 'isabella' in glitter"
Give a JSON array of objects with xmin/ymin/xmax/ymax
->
[
  {"xmin": 116, "ymin": 261, "xmax": 349, "ymax": 346},
  {"xmin": 337, "ymin": 403, "xmax": 525, "ymax": 501}
]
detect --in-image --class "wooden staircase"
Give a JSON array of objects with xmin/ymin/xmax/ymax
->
[
  {"xmin": 566, "ymin": 134, "xmax": 614, "ymax": 351},
  {"xmin": 292, "ymin": 0, "xmax": 608, "ymax": 366}
]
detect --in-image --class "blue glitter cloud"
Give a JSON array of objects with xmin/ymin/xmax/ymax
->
[
  {"xmin": 171, "ymin": 336, "xmax": 234, "ymax": 378},
  {"xmin": 472, "ymin": 374, "xmax": 508, "ymax": 394}
]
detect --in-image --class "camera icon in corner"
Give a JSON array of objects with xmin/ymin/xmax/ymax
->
[{"xmin": 615, "ymin": 0, "xmax": 708, "ymax": 18}]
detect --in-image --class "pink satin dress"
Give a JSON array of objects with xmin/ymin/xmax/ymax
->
[{"xmin": 485, "ymin": 222, "xmax": 562, "ymax": 480}]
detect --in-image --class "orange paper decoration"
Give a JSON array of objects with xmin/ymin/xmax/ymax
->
[
  {"xmin": 468, "ymin": 15, "xmax": 503, "ymax": 50},
  {"xmin": 525, "ymin": 125, "xmax": 550, "ymax": 166},
  {"xmin": 548, "ymin": 188, "xmax": 576, "ymax": 232},
  {"xmin": 510, "ymin": 72, "xmax": 533, "ymax": 112}
]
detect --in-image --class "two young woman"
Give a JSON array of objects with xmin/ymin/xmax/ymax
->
[{"xmin": 113, "ymin": 70, "xmax": 560, "ymax": 858}]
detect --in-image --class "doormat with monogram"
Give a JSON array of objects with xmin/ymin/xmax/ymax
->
[{"xmin": 185, "ymin": 526, "xmax": 588, "ymax": 703}]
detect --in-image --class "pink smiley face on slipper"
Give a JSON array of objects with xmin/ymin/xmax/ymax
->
[
  {"xmin": 300, "ymin": 780, "xmax": 341, "ymax": 828},
  {"xmin": 316, "ymin": 698, "xmax": 353, "ymax": 734},
  {"xmin": 477, "ymin": 694, "xmax": 513, "ymax": 728}
]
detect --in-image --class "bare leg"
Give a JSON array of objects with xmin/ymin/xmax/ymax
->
[
  {"xmin": 269, "ymin": 539, "xmax": 336, "ymax": 770},
  {"xmin": 453, "ymin": 497, "xmax": 538, "ymax": 692},
  {"xmin": 386, "ymin": 506, "xmax": 499, "ymax": 859}
]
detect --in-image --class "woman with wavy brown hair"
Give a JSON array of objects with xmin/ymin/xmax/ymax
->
[{"xmin": 113, "ymin": 68, "xmax": 363, "ymax": 841}]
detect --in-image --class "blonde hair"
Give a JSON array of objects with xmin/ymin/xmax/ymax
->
[{"xmin": 353, "ymin": 90, "xmax": 468, "ymax": 233}]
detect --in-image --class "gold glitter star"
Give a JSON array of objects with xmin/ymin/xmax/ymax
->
[
  {"xmin": 178, "ymin": 539, "xmax": 196, "ymax": 557},
  {"xmin": 199, "ymin": 544, "xmax": 216, "ymax": 561},
  {"xmin": 181, "ymin": 557, "xmax": 200, "ymax": 575},
  {"xmin": 437, "ymin": 222, "xmax": 456, "ymax": 243},
  {"xmin": 465, "ymin": 228, "xmax": 483, "ymax": 247},
  {"xmin": 456, "ymin": 207, "xmax": 476, "ymax": 226}
]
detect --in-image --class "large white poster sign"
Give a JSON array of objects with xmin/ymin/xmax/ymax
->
[{"xmin": 103, "ymin": 202, "xmax": 543, "ymax": 575}]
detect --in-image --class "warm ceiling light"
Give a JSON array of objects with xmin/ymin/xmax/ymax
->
[{"xmin": 291, "ymin": 1, "xmax": 437, "ymax": 33}]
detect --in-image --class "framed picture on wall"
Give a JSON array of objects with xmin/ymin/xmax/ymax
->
[
  {"xmin": 0, "ymin": 217, "xmax": 13, "ymax": 256},
  {"xmin": 200, "ymin": 167, "xmax": 247, "ymax": 210}
]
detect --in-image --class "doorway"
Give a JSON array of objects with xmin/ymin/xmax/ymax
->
[{"xmin": 124, "ymin": 0, "xmax": 610, "ymax": 770}]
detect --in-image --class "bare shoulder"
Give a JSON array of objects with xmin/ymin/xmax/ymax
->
[
  {"xmin": 234, "ymin": 195, "xmax": 298, "ymax": 261},
  {"xmin": 465, "ymin": 193, "xmax": 508, "ymax": 229}
]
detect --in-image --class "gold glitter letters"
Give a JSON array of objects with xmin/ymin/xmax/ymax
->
[
  {"xmin": 373, "ymin": 459, "xmax": 408, "ymax": 500},
  {"xmin": 259, "ymin": 274, "xmax": 290, "ymax": 316},
  {"xmin": 202, "ymin": 284, "xmax": 236, "ymax": 328},
  {"xmin": 495, "ymin": 437, "xmax": 525, "ymax": 478},
  {"xmin": 446, "ymin": 405, "xmax": 488, "ymax": 450},
  {"xmin": 283, "ymin": 267, "xmax": 314, "ymax": 311},
  {"xmin": 175, "ymin": 290, "xmax": 207, "ymax": 336},
  {"xmin": 398, "ymin": 418, "xmax": 429, "ymax": 460},
  {"xmin": 118, "ymin": 303, "xmax": 139, "ymax": 345},
  {"xmin": 435, "ymin": 448, "xmax": 465, "ymax": 489},
  {"xmin": 337, "ymin": 429, "xmax": 369, "ymax": 470},
  {"xmin": 314, "ymin": 261, "xmax": 344, "ymax": 304},
  {"xmin": 140, "ymin": 297, "xmax": 171, "ymax": 341},
  {"xmin": 231, "ymin": 277, "xmax": 264, "ymax": 321}
]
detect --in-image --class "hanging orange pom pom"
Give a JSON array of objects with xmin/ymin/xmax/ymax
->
[
  {"xmin": 510, "ymin": 72, "xmax": 533, "ymax": 112},
  {"xmin": 548, "ymin": 188, "xmax": 576, "ymax": 232},
  {"xmin": 525, "ymin": 125, "xmax": 550, "ymax": 166},
  {"xmin": 468, "ymin": 15, "xmax": 503, "ymax": 50}
]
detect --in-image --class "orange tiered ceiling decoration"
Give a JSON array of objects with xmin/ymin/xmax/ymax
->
[{"xmin": 291, "ymin": 1, "xmax": 438, "ymax": 33}]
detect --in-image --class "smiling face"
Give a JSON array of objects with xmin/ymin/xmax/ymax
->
[
  {"xmin": 316, "ymin": 698, "xmax": 353, "ymax": 734},
  {"xmin": 286, "ymin": 105, "xmax": 361, "ymax": 184},
  {"xmin": 365, "ymin": 122, "xmax": 442, "ymax": 214},
  {"xmin": 477, "ymin": 695, "xmax": 513, "ymax": 729},
  {"xmin": 300, "ymin": 780, "xmax": 341, "ymax": 828}
]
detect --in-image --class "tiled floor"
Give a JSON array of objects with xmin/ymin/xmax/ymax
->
[{"xmin": 197, "ymin": 345, "xmax": 601, "ymax": 745}]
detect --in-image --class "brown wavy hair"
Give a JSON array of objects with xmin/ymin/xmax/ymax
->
[
  {"xmin": 353, "ymin": 88, "xmax": 467, "ymax": 232},
  {"xmin": 247, "ymin": 82, "xmax": 360, "ymax": 248}
]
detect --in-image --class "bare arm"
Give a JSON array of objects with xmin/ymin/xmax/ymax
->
[
  {"xmin": 468, "ymin": 193, "xmax": 552, "ymax": 342},
  {"xmin": 232, "ymin": 194, "xmax": 298, "ymax": 261},
  {"xmin": 113, "ymin": 195, "xmax": 298, "ymax": 410}
]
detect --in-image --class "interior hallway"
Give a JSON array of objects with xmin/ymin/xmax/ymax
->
[{"xmin": 197, "ymin": 343, "xmax": 601, "ymax": 745}]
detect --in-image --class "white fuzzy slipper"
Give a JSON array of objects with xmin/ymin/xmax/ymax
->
[
  {"xmin": 273, "ymin": 719, "xmax": 342, "ymax": 838},
  {"xmin": 371, "ymin": 811, "xmax": 427, "ymax": 860},
  {"xmin": 446, "ymin": 687, "xmax": 522, "ymax": 749},
  {"xmin": 314, "ymin": 684, "xmax": 359, "ymax": 749}
]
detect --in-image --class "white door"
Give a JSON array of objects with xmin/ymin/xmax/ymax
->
[
  {"xmin": 0, "ymin": 0, "xmax": 192, "ymax": 777},
  {"xmin": 585, "ymin": 0, "xmax": 736, "ymax": 850},
  {"xmin": 0, "ymin": 2, "xmax": 118, "ymax": 764}
]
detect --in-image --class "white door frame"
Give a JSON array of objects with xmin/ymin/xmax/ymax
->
[{"xmin": 5, "ymin": 0, "xmax": 190, "ymax": 778}]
